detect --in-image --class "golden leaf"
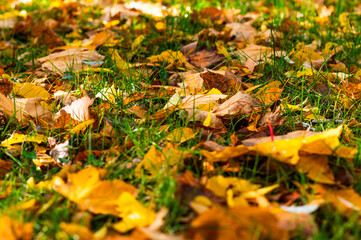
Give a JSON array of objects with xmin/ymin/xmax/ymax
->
[
  {"xmin": 1, "ymin": 133, "xmax": 47, "ymax": 148},
  {"xmin": 188, "ymin": 205, "xmax": 288, "ymax": 240},
  {"xmin": 53, "ymin": 167, "xmax": 138, "ymax": 216},
  {"xmin": 0, "ymin": 215, "xmax": 33, "ymax": 240},
  {"xmin": 113, "ymin": 192, "xmax": 156, "ymax": 233},
  {"xmin": 12, "ymin": 82, "xmax": 50, "ymax": 99}
]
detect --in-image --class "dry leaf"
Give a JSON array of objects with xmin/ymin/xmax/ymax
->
[
  {"xmin": 58, "ymin": 97, "xmax": 94, "ymax": 122},
  {"xmin": 212, "ymin": 91, "xmax": 260, "ymax": 117},
  {"xmin": 38, "ymin": 48, "xmax": 104, "ymax": 74}
]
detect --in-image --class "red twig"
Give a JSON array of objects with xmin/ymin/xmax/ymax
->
[{"xmin": 267, "ymin": 121, "xmax": 274, "ymax": 142}]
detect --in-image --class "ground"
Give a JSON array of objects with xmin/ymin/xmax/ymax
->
[{"xmin": 1, "ymin": 0, "xmax": 361, "ymax": 239}]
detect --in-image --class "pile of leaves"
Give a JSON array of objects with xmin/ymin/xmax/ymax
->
[{"xmin": 1, "ymin": 0, "xmax": 361, "ymax": 239}]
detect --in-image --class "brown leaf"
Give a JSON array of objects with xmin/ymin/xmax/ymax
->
[
  {"xmin": 58, "ymin": 96, "xmax": 94, "ymax": 122},
  {"xmin": 180, "ymin": 41, "xmax": 198, "ymax": 56},
  {"xmin": 0, "ymin": 159, "xmax": 12, "ymax": 177},
  {"xmin": 200, "ymin": 70, "xmax": 229, "ymax": 93},
  {"xmin": 199, "ymin": 7, "xmax": 225, "ymax": 23},
  {"xmin": 189, "ymin": 49, "xmax": 224, "ymax": 68},
  {"xmin": 201, "ymin": 141, "xmax": 226, "ymax": 151},
  {"xmin": 226, "ymin": 21, "xmax": 257, "ymax": 43},
  {"xmin": 31, "ymin": 25, "xmax": 65, "ymax": 49},
  {"xmin": 0, "ymin": 77, "xmax": 13, "ymax": 95},
  {"xmin": 181, "ymin": 94, "xmax": 227, "ymax": 110},
  {"xmin": 14, "ymin": 97, "xmax": 52, "ymax": 121},
  {"xmin": 224, "ymin": 68, "xmax": 243, "ymax": 92},
  {"xmin": 212, "ymin": 92, "xmax": 260, "ymax": 117},
  {"xmin": 38, "ymin": 48, "xmax": 104, "ymax": 74},
  {"xmin": 0, "ymin": 93, "xmax": 21, "ymax": 121},
  {"xmin": 186, "ymin": 109, "xmax": 225, "ymax": 129}
]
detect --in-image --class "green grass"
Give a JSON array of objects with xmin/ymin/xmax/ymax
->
[{"xmin": 1, "ymin": 0, "xmax": 361, "ymax": 239}]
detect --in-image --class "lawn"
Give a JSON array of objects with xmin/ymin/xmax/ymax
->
[{"xmin": 1, "ymin": 0, "xmax": 361, "ymax": 239}]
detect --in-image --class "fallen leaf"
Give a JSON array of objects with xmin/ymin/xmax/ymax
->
[
  {"xmin": 166, "ymin": 127, "xmax": 197, "ymax": 143},
  {"xmin": 38, "ymin": 48, "xmax": 104, "ymax": 74},
  {"xmin": 135, "ymin": 143, "xmax": 189, "ymax": 178},
  {"xmin": 188, "ymin": 205, "xmax": 288, "ymax": 240},
  {"xmin": 113, "ymin": 192, "xmax": 156, "ymax": 233},
  {"xmin": 212, "ymin": 91, "xmax": 260, "ymax": 117},
  {"xmin": 53, "ymin": 167, "xmax": 138, "ymax": 216},
  {"xmin": 254, "ymin": 81, "xmax": 283, "ymax": 105},
  {"xmin": 49, "ymin": 140, "xmax": 70, "ymax": 162},
  {"xmin": 0, "ymin": 215, "xmax": 33, "ymax": 240},
  {"xmin": 58, "ymin": 97, "xmax": 94, "ymax": 122},
  {"xmin": 189, "ymin": 49, "xmax": 224, "ymax": 68},
  {"xmin": 60, "ymin": 222, "xmax": 94, "ymax": 239},
  {"xmin": 12, "ymin": 82, "xmax": 50, "ymax": 99},
  {"xmin": 1, "ymin": 132, "xmax": 47, "ymax": 148},
  {"xmin": 296, "ymin": 154, "xmax": 335, "ymax": 184}
]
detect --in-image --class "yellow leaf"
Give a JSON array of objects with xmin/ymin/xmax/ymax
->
[
  {"xmin": 197, "ymin": 102, "xmax": 215, "ymax": 111},
  {"xmin": 131, "ymin": 35, "xmax": 144, "ymax": 51},
  {"xmin": 202, "ymin": 145, "xmax": 249, "ymax": 162},
  {"xmin": 291, "ymin": 43, "xmax": 323, "ymax": 63},
  {"xmin": 155, "ymin": 21, "xmax": 166, "ymax": 31},
  {"xmin": 297, "ymin": 154, "xmax": 334, "ymax": 184},
  {"xmin": 250, "ymin": 125, "xmax": 344, "ymax": 164},
  {"xmin": 216, "ymin": 40, "xmax": 231, "ymax": 59},
  {"xmin": 113, "ymin": 192, "xmax": 156, "ymax": 233},
  {"xmin": 147, "ymin": 50, "xmax": 186, "ymax": 64},
  {"xmin": 304, "ymin": 113, "xmax": 325, "ymax": 121},
  {"xmin": 255, "ymin": 81, "xmax": 283, "ymax": 105},
  {"xmin": 205, "ymin": 88, "xmax": 223, "ymax": 95},
  {"xmin": 203, "ymin": 111, "xmax": 212, "ymax": 127},
  {"xmin": 75, "ymin": 68, "xmax": 113, "ymax": 74},
  {"xmin": 53, "ymin": 167, "xmax": 138, "ymax": 216},
  {"xmin": 111, "ymin": 50, "xmax": 131, "ymax": 70},
  {"xmin": 13, "ymin": 82, "xmax": 50, "ymax": 99},
  {"xmin": 60, "ymin": 222, "xmax": 94, "ymax": 239},
  {"xmin": 166, "ymin": 127, "xmax": 196, "ymax": 143},
  {"xmin": 247, "ymin": 113, "xmax": 261, "ymax": 131},
  {"xmin": 189, "ymin": 205, "xmax": 288, "ymax": 240},
  {"xmin": 135, "ymin": 143, "xmax": 188, "ymax": 178},
  {"xmin": 17, "ymin": 199, "xmax": 36, "ymax": 210},
  {"xmin": 69, "ymin": 119, "xmax": 95, "ymax": 134},
  {"xmin": 92, "ymin": 30, "xmax": 114, "ymax": 46},
  {"xmin": 1, "ymin": 133, "xmax": 47, "ymax": 148},
  {"xmin": 0, "ymin": 215, "xmax": 33, "ymax": 240},
  {"xmin": 206, "ymin": 175, "xmax": 260, "ymax": 197}
]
